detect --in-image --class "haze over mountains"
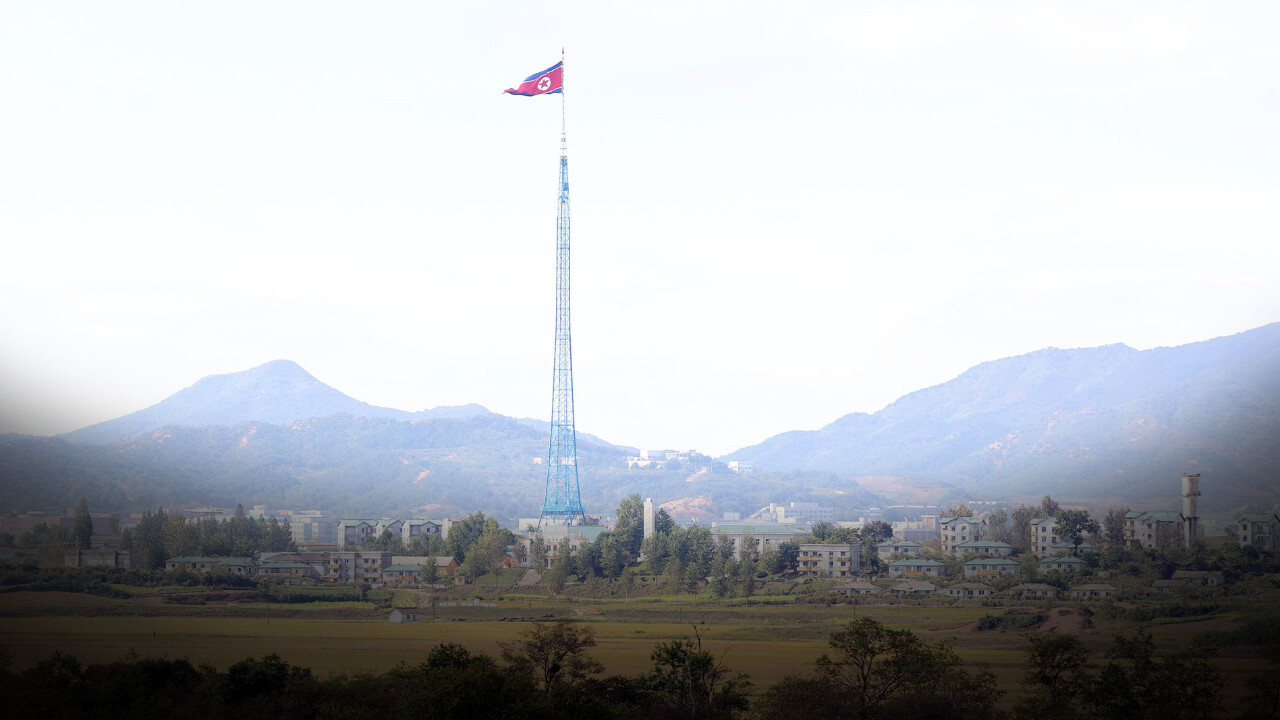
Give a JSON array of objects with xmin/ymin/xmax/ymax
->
[
  {"xmin": 2, "ymin": 323, "xmax": 1277, "ymax": 519},
  {"xmin": 727, "ymin": 322, "xmax": 1280, "ymax": 509},
  {"xmin": 60, "ymin": 359, "xmax": 492, "ymax": 445}
]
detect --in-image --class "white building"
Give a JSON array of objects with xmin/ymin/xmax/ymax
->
[
  {"xmin": 1238, "ymin": 513, "xmax": 1280, "ymax": 551},
  {"xmin": 747, "ymin": 502, "xmax": 834, "ymax": 525},
  {"xmin": 796, "ymin": 543, "xmax": 860, "ymax": 578},
  {"xmin": 708, "ymin": 524, "xmax": 807, "ymax": 559},
  {"xmin": 939, "ymin": 516, "xmax": 986, "ymax": 555},
  {"xmin": 285, "ymin": 510, "xmax": 337, "ymax": 545},
  {"xmin": 1030, "ymin": 517, "xmax": 1060, "ymax": 558}
]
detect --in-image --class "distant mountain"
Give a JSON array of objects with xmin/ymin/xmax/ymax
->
[
  {"xmin": 6, "ymin": 324, "xmax": 1278, "ymax": 521},
  {"xmin": 1, "ymin": 413, "xmax": 628, "ymax": 519},
  {"xmin": 724, "ymin": 323, "xmax": 1280, "ymax": 510},
  {"xmin": 0, "ymin": 360, "xmax": 650, "ymax": 519},
  {"xmin": 60, "ymin": 360, "xmax": 491, "ymax": 445}
]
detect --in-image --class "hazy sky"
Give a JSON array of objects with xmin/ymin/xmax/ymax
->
[{"xmin": 2, "ymin": 2, "xmax": 1277, "ymax": 456}]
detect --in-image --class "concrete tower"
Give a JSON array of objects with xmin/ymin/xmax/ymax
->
[
  {"xmin": 1182, "ymin": 472, "xmax": 1201, "ymax": 548},
  {"xmin": 643, "ymin": 497, "xmax": 656, "ymax": 540}
]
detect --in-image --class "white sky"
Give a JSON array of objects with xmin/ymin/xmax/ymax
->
[{"xmin": 2, "ymin": 1, "xmax": 1277, "ymax": 456}]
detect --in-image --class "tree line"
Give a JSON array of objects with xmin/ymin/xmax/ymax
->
[
  {"xmin": 118, "ymin": 504, "xmax": 295, "ymax": 569},
  {"xmin": 5, "ymin": 616, "xmax": 1273, "ymax": 719}
]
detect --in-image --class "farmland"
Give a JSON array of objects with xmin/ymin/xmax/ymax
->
[{"xmin": 3, "ymin": 585, "xmax": 1275, "ymax": 708}]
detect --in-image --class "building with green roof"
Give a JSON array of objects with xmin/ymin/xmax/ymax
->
[
  {"xmin": 888, "ymin": 558, "xmax": 947, "ymax": 578},
  {"xmin": 963, "ymin": 556, "xmax": 1021, "ymax": 578},
  {"xmin": 1238, "ymin": 513, "xmax": 1280, "ymax": 551}
]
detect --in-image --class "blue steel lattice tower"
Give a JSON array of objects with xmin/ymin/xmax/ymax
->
[{"xmin": 539, "ymin": 115, "xmax": 587, "ymax": 528}]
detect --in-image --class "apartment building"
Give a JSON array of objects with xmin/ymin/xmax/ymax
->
[
  {"xmin": 327, "ymin": 551, "xmax": 391, "ymax": 583},
  {"xmin": 876, "ymin": 539, "xmax": 924, "ymax": 560},
  {"xmin": 939, "ymin": 516, "xmax": 986, "ymax": 555},
  {"xmin": 1238, "ymin": 513, "xmax": 1280, "ymax": 551},
  {"xmin": 1124, "ymin": 511, "xmax": 1185, "ymax": 548},
  {"xmin": 1030, "ymin": 517, "xmax": 1060, "ymax": 558},
  {"xmin": 796, "ymin": 543, "xmax": 860, "ymax": 578}
]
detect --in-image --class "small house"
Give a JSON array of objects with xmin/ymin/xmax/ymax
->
[
  {"xmin": 1170, "ymin": 570, "xmax": 1225, "ymax": 586},
  {"xmin": 1069, "ymin": 583, "xmax": 1117, "ymax": 599},
  {"xmin": 952, "ymin": 540, "xmax": 1014, "ymax": 558},
  {"xmin": 964, "ymin": 557, "xmax": 1021, "ymax": 578},
  {"xmin": 891, "ymin": 580, "xmax": 938, "ymax": 597},
  {"xmin": 944, "ymin": 582, "xmax": 994, "ymax": 599},
  {"xmin": 1008, "ymin": 582, "xmax": 1057, "ymax": 600},
  {"xmin": 876, "ymin": 539, "xmax": 923, "ymax": 560},
  {"xmin": 388, "ymin": 608, "xmax": 424, "ymax": 623},
  {"xmin": 888, "ymin": 558, "xmax": 947, "ymax": 578},
  {"xmin": 829, "ymin": 579, "xmax": 880, "ymax": 596},
  {"xmin": 1039, "ymin": 555, "xmax": 1087, "ymax": 573}
]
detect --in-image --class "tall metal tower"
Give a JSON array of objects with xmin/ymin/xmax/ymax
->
[{"xmin": 538, "ymin": 84, "xmax": 587, "ymax": 528}]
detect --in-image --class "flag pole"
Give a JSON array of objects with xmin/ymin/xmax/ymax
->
[{"xmin": 560, "ymin": 47, "xmax": 566, "ymax": 159}]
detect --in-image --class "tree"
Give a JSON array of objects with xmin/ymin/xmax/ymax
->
[
  {"xmin": 1039, "ymin": 496, "xmax": 1061, "ymax": 518},
  {"xmin": 425, "ymin": 641, "xmax": 475, "ymax": 670},
  {"xmin": 644, "ymin": 628, "xmax": 751, "ymax": 719},
  {"xmin": 500, "ymin": 621, "xmax": 603, "ymax": 694},
  {"xmin": 715, "ymin": 534, "xmax": 736, "ymax": 563},
  {"xmin": 815, "ymin": 617, "xmax": 955, "ymax": 718},
  {"xmin": 614, "ymin": 494, "xmax": 645, "ymax": 558},
  {"xmin": 263, "ymin": 516, "xmax": 294, "ymax": 552},
  {"xmin": 459, "ymin": 552, "xmax": 486, "ymax": 581},
  {"xmin": 1239, "ymin": 639, "xmax": 1280, "ymax": 720},
  {"xmin": 654, "ymin": 508, "xmax": 675, "ymax": 535},
  {"xmin": 733, "ymin": 557, "xmax": 757, "ymax": 598},
  {"xmin": 664, "ymin": 557, "xmax": 686, "ymax": 594},
  {"xmin": 368, "ymin": 529, "xmax": 405, "ymax": 554},
  {"xmin": 1011, "ymin": 505, "xmax": 1040, "ymax": 553},
  {"xmin": 472, "ymin": 518, "xmax": 514, "ymax": 574},
  {"xmin": 22, "ymin": 522, "xmax": 70, "ymax": 564},
  {"xmin": 1103, "ymin": 507, "xmax": 1129, "ymax": 547},
  {"xmin": 530, "ymin": 534, "xmax": 548, "ymax": 570},
  {"xmin": 776, "ymin": 539, "xmax": 800, "ymax": 574},
  {"xmin": 1087, "ymin": 629, "xmax": 1223, "ymax": 720},
  {"xmin": 942, "ymin": 504, "xmax": 974, "ymax": 519},
  {"xmin": 985, "ymin": 508, "xmax": 1011, "ymax": 544},
  {"xmin": 134, "ymin": 509, "xmax": 168, "ymax": 569},
  {"xmin": 759, "ymin": 542, "xmax": 781, "ymax": 576},
  {"xmin": 859, "ymin": 520, "xmax": 893, "ymax": 546},
  {"xmin": 72, "ymin": 498, "xmax": 93, "ymax": 550},
  {"xmin": 1055, "ymin": 510, "xmax": 1101, "ymax": 556},
  {"xmin": 422, "ymin": 561, "xmax": 440, "ymax": 585},
  {"xmin": 710, "ymin": 573, "xmax": 731, "ymax": 603},
  {"xmin": 1019, "ymin": 632, "xmax": 1093, "ymax": 719},
  {"xmin": 446, "ymin": 512, "xmax": 487, "ymax": 562},
  {"xmin": 162, "ymin": 514, "xmax": 197, "ymax": 558},
  {"xmin": 553, "ymin": 538, "xmax": 574, "ymax": 575}
]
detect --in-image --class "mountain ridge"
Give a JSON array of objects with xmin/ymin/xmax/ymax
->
[
  {"xmin": 60, "ymin": 359, "xmax": 493, "ymax": 445},
  {"xmin": 723, "ymin": 323, "xmax": 1280, "ymax": 507},
  {"xmin": 4, "ymin": 323, "xmax": 1277, "ymax": 518}
]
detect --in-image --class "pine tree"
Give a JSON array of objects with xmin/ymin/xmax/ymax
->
[{"xmin": 72, "ymin": 498, "xmax": 93, "ymax": 550}]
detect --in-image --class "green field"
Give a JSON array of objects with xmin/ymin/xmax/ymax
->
[{"xmin": 4, "ymin": 587, "xmax": 1275, "ymax": 709}]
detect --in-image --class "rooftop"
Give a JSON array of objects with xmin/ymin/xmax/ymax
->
[{"xmin": 709, "ymin": 524, "xmax": 807, "ymax": 535}]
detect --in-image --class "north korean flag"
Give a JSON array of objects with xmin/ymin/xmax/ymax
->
[{"xmin": 504, "ymin": 61, "xmax": 564, "ymax": 96}]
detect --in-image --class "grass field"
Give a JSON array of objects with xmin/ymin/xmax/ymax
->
[{"xmin": 2, "ymin": 588, "xmax": 1275, "ymax": 710}]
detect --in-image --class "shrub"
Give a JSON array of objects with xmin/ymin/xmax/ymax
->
[{"xmin": 977, "ymin": 612, "xmax": 1047, "ymax": 632}]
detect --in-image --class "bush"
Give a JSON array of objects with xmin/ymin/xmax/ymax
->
[
  {"xmin": 1106, "ymin": 602, "xmax": 1219, "ymax": 622},
  {"xmin": 260, "ymin": 585, "xmax": 362, "ymax": 604},
  {"xmin": 977, "ymin": 612, "xmax": 1046, "ymax": 632}
]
